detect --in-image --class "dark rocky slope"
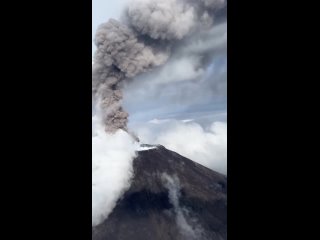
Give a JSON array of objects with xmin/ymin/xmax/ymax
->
[{"xmin": 92, "ymin": 145, "xmax": 227, "ymax": 240}]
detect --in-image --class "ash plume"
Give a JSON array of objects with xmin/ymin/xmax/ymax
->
[
  {"xmin": 92, "ymin": 0, "xmax": 226, "ymax": 135},
  {"xmin": 92, "ymin": 19, "xmax": 169, "ymax": 134}
]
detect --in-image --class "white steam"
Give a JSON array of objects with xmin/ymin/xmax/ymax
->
[{"xmin": 92, "ymin": 115, "xmax": 139, "ymax": 226}]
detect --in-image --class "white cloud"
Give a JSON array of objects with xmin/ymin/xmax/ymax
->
[
  {"xmin": 92, "ymin": 115, "xmax": 139, "ymax": 226},
  {"xmin": 149, "ymin": 118, "xmax": 173, "ymax": 124},
  {"xmin": 135, "ymin": 56, "xmax": 205, "ymax": 85}
]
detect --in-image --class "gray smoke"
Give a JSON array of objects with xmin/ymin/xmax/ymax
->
[
  {"xmin": 92, "ymin": 0, "xmax": 226, "ymax": 134},
  {"xmin": 92, "ymin": 19, "xmax": 169, "ymax": 134},
  {"xmin": 125, "ymin": 0, "xmax": 225, "ymax": 40}
]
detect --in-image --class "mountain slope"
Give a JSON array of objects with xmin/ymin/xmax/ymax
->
[{"xmin": 92, "ymin": 145, "xmax": 227, "ymax": 240}]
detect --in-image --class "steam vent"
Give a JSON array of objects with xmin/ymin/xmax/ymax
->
[{"xmin": 92, "ymin": 145, "xmax": 227, "ymax": 240}]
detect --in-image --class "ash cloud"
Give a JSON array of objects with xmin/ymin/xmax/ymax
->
[
  {"xmin": 92, "ymin": 18, "xmax": 169, "ymax": 133},
  {"xmin": 92, "ymin": 0, "xmax": 226, "ymax": 134},
  {"xmin": 126, "ymin": 0, "xmax": 196, "ymax": 40},
  {"xmin": 123, "ymin": 19, "xmax": 227, "ymax": 118},
  {"xmin": 125, "ymin": 0, "xmax": 225, "ymax": 40}
]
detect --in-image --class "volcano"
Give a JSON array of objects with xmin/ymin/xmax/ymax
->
[{"xmin": 92, "ymin": 145, "xmax": 227, "ymax": 240}]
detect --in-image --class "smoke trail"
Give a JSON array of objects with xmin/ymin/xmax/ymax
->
[
  {"xmin": 162, "ymin": 173, "xmax": 207, "ymax": 240},
  {"xmin": 92, "ymin": 0, "xmax": 226, "ymax": 134}
]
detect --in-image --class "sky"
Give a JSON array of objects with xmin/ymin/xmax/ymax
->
[{"xmin": 92, "ymin": 0, "xmax": 227, "ymax": 127}]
